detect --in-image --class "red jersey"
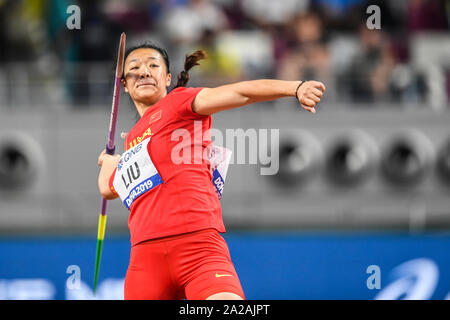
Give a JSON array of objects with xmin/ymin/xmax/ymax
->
[{"xmin": 109, "ymin": 87, "xmax": 225, "ymax": 246}]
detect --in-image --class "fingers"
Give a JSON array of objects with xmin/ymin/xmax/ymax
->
[
  {"xmin": 99, "ymin": 152, "xmax": 121, "ymax": 167},
  {"xmin": 302, "ymin": 105, "xmax": 316, "ymax": 114},
  {"xmin": 307, "ymin": 85, "xmax": 324, "ymax": 103},
  {"xmin": 310, "ymin": 80, "xmax": 326, "ymax": 93},
  {"xmin": 309, "ymin": 94, "xmax": 321, "ymax": 104},
  {"xmin": 98, "ymin": 150, "xmax": 104, "ymax": 166},
  {"xmin": 98, "ymin": 149, "xmax": 106, "ymax": 166},
  {"xmin": 311, "ymin": 88, "xmax": 323, "ymax": 98},
  {"xmin": 297, "ymin": 80, "xmax": 325, "ymax": 114},
  {"xmin": 299, "ymin": 97, "xmax": 317, "ymax": 114},
  {"xmin": 302, "ymin": 97, "xmax": 317, "ymax": 108}
]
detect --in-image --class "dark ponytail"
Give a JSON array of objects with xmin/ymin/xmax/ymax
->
[{"xmin": 174, "ymin": 50, "xmax": 208, "ymax": 89}]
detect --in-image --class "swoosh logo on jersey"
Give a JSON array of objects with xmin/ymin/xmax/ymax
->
[{"xmin": 215, "ymin": 273, "xmax": 233, "ymax": 278}]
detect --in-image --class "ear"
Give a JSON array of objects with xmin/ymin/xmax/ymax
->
[
  {"xmin": 122, "ymin": 79, "xmax": 129, "ymax": 93},
  {"xmin": 166, "ymin": 73, "xmax": 172, "ymax": 87}
]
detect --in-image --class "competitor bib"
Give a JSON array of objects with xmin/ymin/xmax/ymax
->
[
  {"xmin": 113, "ymin": 138, "xmax": 163, "ymax": 209},
  {"xmin": 209, "ymin": 145, "xmax": 232, "ymax": 200}
]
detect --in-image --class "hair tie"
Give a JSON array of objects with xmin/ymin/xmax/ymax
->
[{"xmin": 295, "ymin": 80, "xmax": 307, "ymax": 101}]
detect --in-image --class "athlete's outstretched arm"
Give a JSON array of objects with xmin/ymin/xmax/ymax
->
[{"xmin": 192, "ymin": 79, "xmax": 325, "ymax": 116}]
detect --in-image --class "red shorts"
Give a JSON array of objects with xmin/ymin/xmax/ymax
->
[{"xmin": 124, "ymin": 228, "xmax": 245, "ymax": 300}]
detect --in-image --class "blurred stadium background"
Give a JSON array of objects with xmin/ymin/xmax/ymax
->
[{"xmin": 0, "ymin": 0, "xmax": 449, "ymax": 300}]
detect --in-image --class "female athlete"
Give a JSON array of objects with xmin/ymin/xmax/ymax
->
[{"xmin": 97, "ymin": 42, "xmax": 325, "ymax": 300}]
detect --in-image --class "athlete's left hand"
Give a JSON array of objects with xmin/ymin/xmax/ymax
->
[
  {"xmin": 98, "ymin": 149, "xmax": 121, "ymax": 167},
  {"xmin": 296, "ymin": 80, "xmax": 326, "ymax": 114}
]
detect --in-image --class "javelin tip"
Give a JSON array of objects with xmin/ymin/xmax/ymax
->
[{"xmin": 115, "ymin": 33, "xmax": 127, "ymax": 79}]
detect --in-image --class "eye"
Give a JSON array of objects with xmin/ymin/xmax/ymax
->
[
  {"xmin": 130, "ymin": 66, "xmax": 138, "ymax": 70},
  {"xmin": 150, "ymin": 64, "xmax": 159, "ymax": 68}
]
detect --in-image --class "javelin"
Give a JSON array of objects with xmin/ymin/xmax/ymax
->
[{"xmin": 93, "ymin": 32, "xmax": 126, "ymax": 295}]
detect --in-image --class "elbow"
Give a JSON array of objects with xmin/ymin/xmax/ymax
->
[
  {"xmin": 98, "ymin": 180, "xmax": 118, "ymax": 200},
  {"xmin": 103, "ymin": 193, "xmax": 118, "ymax": 201},
  {"xmin": 98, "ymin": 184, "xmax": 108, "ymax": 199},
  {"xmin": 100, "ymin": 188, "xmax": 118, "ymax": 200}
]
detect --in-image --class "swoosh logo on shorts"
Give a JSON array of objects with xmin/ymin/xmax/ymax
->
[{"xmin": 215, "ymin": 273, "xmax": 233, "ymax": 278}]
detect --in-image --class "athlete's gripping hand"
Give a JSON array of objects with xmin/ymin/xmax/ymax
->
[
  {"xmin": 98, "ymin": 149, "xmax": 121, "ymax": 167},
  {"xmin": 98, "ymin": 149, "xmax": 121, "ymax": 199},
  {"xmin": 295, "ymin": 80, "xmax": 326, "ymax": 114}
]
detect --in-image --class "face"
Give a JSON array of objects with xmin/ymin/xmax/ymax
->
[{"xmin": 122, "ymin": 48, "xmax": 172, "ymax": 106}]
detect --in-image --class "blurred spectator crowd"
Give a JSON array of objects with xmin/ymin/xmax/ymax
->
[{"xmin": 0, "ymin": 0, "xmax": 449, "ymax": 109}]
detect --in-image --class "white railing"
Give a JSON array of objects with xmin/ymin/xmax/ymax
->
[{"xmin": 0, "ymin": 61, "xmax": 448, "ymax": 111}]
